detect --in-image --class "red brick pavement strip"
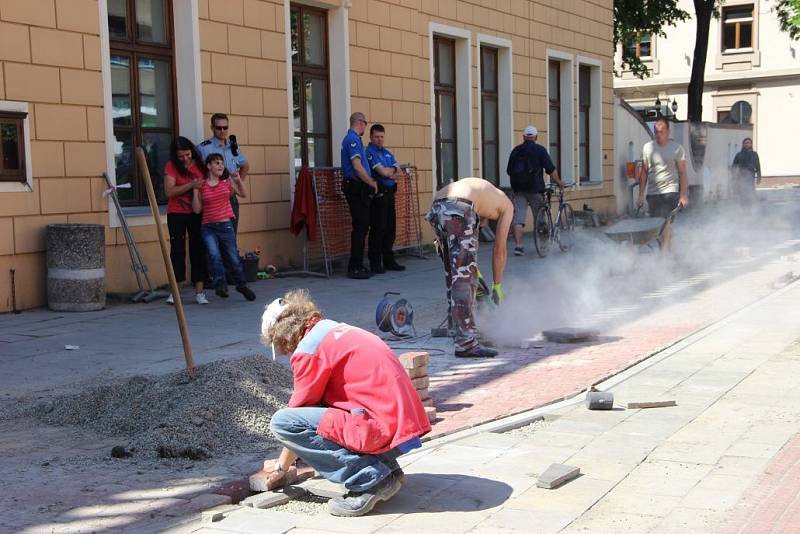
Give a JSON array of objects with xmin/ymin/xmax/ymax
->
[
  {"xmin": 720, "ymin": 432, "xmax": 800, "ymax": 534},
  {"xmin": 426, "ymin": 324, "xmax": 697, "ymax": 438}
]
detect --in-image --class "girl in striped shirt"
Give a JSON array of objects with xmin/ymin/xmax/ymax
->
[{"xmin": 192, "ymin": 153, "xmax": 256, "ymax": 301}]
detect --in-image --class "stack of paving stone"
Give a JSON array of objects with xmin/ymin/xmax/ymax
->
[{"xmin": 399, "ymin": 351, "xmax": 436, "ymax": 424}]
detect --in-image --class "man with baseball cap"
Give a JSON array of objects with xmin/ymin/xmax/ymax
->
[
  {"xmin": 260, "ymin": 290, "xmax": 431, "ymax": 517},
  {"xmin": 506, "ymin": 125, "xmax": 565, "ymax": 256}
]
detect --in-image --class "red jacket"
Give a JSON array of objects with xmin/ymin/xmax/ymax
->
[{"xmin": 288, "ymin": 320, "xmax": 431, "ymax": 454}]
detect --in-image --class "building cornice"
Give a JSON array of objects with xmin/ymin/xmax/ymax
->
[{"xmin": 614, "ymin": 68, "xmax": 800, "ymax": 91}]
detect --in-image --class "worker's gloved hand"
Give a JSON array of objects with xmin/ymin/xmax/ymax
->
[
  {"xmin": 476, "ymin": 270, "xmax": 488, "ymax": 301},
  {"xmin": 491, "ymin": 283, "xmax": 505, "ymax": 305}
]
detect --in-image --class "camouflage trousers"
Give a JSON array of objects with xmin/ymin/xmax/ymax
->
[{"xmin": 426, "ymin": 198, "xmax": 480, "ymax": 351}]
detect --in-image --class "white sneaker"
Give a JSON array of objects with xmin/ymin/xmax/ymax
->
[
  {"xmin": 166, "ymin": 293, "xmax": 174, "ymax": 305},
  {"xmin": 195, "ymin": 292, "xmax": 209, "ymax": 305}
]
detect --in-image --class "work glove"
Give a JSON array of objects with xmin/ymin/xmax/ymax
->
[
  {"xmin": 491, "ymin": 283, "xmax": 505, "ymax": 305},
  {"xmin": 475, "ymin": 270, "xmax": 489, "ymax": 301}
]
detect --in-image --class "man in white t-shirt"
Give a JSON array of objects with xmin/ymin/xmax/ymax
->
[{"xmin": 637, "ymin": 117, "xmax": 689, "ymax": 251}]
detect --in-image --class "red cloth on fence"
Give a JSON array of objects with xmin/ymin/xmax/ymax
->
[{"xmin": 290, "ymin": 166, "xmax": 317, "ymax": 241}]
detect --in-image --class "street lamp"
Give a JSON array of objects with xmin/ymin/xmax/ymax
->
[
  {"xmin": 654, "ymin": 96, "xmax": 662, "ymax": 118},
  {"xmin": 671, "ymin": 98, "xmax": 679, "ymax": 114}
]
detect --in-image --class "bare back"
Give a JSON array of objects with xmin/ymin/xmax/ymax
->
[
  {"xmin": 433, "ymin": 177, "xmax": 513, "ymax": 284},
  {"xmin": 434, "ymin": 177, "xmax": 511, "ymax": 222}
]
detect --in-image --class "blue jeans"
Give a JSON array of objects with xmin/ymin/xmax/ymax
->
[
  {"xmin": 270, "ymin": 407, "xmax": 402, "ymax": 492},
  {"xmin": 201, "ymin": 221, "xmax": 245, "ymax": 287}
]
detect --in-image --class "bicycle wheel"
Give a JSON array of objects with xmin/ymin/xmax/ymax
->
[
  {"xmin": 557, "ymin": 203, "xmax": 576, "ymax": 252},
  {"xmin": 533, "ymin": 206, "xmax": 552, "ymax": 257}
]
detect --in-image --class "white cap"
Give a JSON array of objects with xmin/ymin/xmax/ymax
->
[
  {"xmin": 261, "ymin": 298, "xmax": 288, "ymax": 360},
  {"xmin": 523, "ymin": 125, "xmax": 538, "ymax": 137}
]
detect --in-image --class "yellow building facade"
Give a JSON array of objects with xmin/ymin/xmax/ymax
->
[{"xmin": 0, "ymin": 0, "xmax": 615, "ymax": 312}]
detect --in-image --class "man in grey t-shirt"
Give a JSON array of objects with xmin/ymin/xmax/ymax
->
[{"xmin": 637, "ymin": 117, "xmax": 689, "ymax": 251}]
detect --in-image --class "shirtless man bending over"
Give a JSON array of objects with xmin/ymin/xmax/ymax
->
[{"xmin": 426, "ymin": 177, "xmax": 514, "ymax": 358}]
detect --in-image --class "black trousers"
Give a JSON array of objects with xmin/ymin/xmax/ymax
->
[
  {"xmin": 230, "ymin": 194, "xmax": 240, "ymax": 234},
  {"xmin": 343, "ymin": 179, "xmax": 372, "ymax": 270},
  {"xmin": 368, "ymin": 184, "xmax": 398, "ymax": 266},
  {"xmin": 167, "ymin": 212, "xmax": 207, "ymax": 284}
]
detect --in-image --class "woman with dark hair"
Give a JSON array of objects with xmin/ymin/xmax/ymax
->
[{"xmin": 164, "ymin": 136, "xmax": 208, "ymax": 305}]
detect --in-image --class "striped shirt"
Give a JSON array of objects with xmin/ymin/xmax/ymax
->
[{"xmin": 200, "ymin": 179, "xmax": 235, "ymax": 224}]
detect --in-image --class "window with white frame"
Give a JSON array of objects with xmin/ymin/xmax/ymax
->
[
  {"xmin": 577, "ymin": 58, "xmax": 602, "ymax": 184},
  {"xmin": 429, "ymin": 24, "xmax": 472, "ymax": 190},
  {"xmin": 722, "ymin": 5, "xmax": 754, "ymax": 51},
  {"xmin": 546, "ymin": 53, "xmax": 574, "ymax": 183}
]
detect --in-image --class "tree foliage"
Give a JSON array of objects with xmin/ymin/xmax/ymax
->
[
  {"xmin": 777, "ymin": 0, "xmax": 800, "ymax": 39},
  {"xmin": 614, "ymin": 0, "xmax": 689, "ymax": 78}
]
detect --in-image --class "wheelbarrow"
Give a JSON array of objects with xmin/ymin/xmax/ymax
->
[{"xmin": 603, "ymin": 206, "xmax": 681, "ymax": 250}]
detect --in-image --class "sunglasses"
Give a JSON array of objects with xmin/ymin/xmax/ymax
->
[{"xmin": 214, "ymin": 125, "xmax": 229, "ymax": 130}]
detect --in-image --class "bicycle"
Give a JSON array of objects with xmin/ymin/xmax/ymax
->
[{"xmin": 533, "ymin": 184, "xmax": 576, "ymax": 257}]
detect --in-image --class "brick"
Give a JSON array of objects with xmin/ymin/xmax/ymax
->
[
  {"xmin": 536, "ymin": 463, "xmax": 581, "ymax": 489},
  {"xmin": 55, "ymin": 0, "xmax": 99, "ymax": 33},
  {"xmin": 245, "ymin": 57, "xmax": 277, "ymax": 88},
  {"xmin": 424, "ymin": 406, "xmax": 437, "ymax": 423},
  {"xmin": 40, "ymin": 177, "xmax": 92, "ymax": 214},
  {"xmin": 240, "ymin": 490, "xmax": 289, "ymax": 509},
  {"xmin": 627, "ymin": 400, "xmax": 677, "ymax": 409},
  {"xmin": 405, "ymin": 365, "xmax": 427, "ymax": 379},
  {"xmin": 200, "ymin": 20, "xmax": 228, "ymax": 53},
  {"xmin": 0, "ymin": 0, "xmax": 56, "ymax": 27},
  {"xmin": 31, "ymin": 27, "xmax": 84, "ymax": 68},
  {"xmin": 229, "ymin": 25, "xmax": 261, "ymax": 57},
  {"xmin": 5, "ymin": 63, "xmax": 60, "ymax": 103},
  {"xmin": 244, "ymin": 0, "xmax": 276, "ymax": 30},
  {"xmin": 64, "ymin": 142, "xmax": 105, "ymax": 176},
  {"xmin": 230, "ymin": 86, "xmax": 263, "ymax": 115},
  {"xmin": 209, "ymin": 0, "xmax": 243, "ymax": 25},
  {"xmin": 416, "ymin": 387, "xmax": 428, "ymax": 400},
  {"xmin": 0, "ymin": 22, "xmax": 30, "ymax": 62},
  {"xmin": 35, "ymin": 104, "xmax": 87, "ymax": 141},
  {"xmin": 420, "ymin": 397, "xmax": 434, "ymax": 407},
  {"xmin": 83, "ymin": 35, "xmax": 101, "ymax": 70},
  {"xmin": 60, "ymin": 69, "xmax": 103, "ymax": 106},
  {"xmin": 211, "ymin": 53, "xmax": 246, "ymax": 85},
  {"xmin": 411, "ymin": 375, "xmax": 429, "ymax": 390},
  {"xmin": 399, "ymin": 351, "xmax": 429, "ymax": 369}
]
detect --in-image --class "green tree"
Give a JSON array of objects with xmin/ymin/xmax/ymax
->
[
  {"xmin": 614, "ymin": 0, "xmax": 689, "ymax": 79},
  {"xmin": 777, "ymin": 0, "xmax": 800, "ymax": 39}
]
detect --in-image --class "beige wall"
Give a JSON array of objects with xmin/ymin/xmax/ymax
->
[{"xmin": 0, "ymin": 0, "xmax": 615, "ymax": 312}]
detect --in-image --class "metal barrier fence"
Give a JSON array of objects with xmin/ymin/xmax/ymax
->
[{"xmin": 291, "ymin": 166, "xmax": 423, "ymax": 277}]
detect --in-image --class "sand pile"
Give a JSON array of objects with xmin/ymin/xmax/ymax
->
[{"xmin": 29, "ymin": 355, "xmax": 294, "ymax": 459}]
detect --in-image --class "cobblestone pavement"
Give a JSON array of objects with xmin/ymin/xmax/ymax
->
[
  {"xmin": 2, "ymin": 197, "xmax": 800, "ymax": 532},
  {"xmin": 174, "ymin": 269, "xmax": 800, "ymax": 534}
]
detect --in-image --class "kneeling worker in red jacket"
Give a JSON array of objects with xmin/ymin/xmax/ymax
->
[{"xmin": 261, "ymin": 289, "xmax": 431, "ymax": 517}]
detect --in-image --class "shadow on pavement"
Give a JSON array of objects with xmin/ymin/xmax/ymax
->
[{"xmin": 374, "ymin": 473, "xmax": 513, "ymax": 515}]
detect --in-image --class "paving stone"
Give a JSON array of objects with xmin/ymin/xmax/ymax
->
[
  {"xmin": 399, "ymin": 351, "xmax": 429, "ymax": 369},
  {"xmin": 415, "ymin": 387, "xmax": 429, "ymax": 399},
  {"xmin": 541, "ymin": 327, "xmax": 599, "ymax": 343},
  {"xmin": 424, "ymin": 406, "xmax": 437, "ymax": 423},
  {"xmin": 536, "ymin": 464, "xmax": 581, "ymax": 489},
  {"xmin": 297, "ymin": 477, "xmax": 347, "ymax": 499},
  {"xmin": 627, "ymin": 400, "xmax": 677, "ymax": 409},
  {"xmin": 405, "ymin": 366, "xmax": 427, "ymax": 379},
  {"xmin": 240, "ymin": 491, "xmax": 290, "ymax": 509},
  {"xmin": 420, "ymin": 396, "xmax": 434, "ymax": 407},
  {"xmin": 411, "ymin": 375, "xmax": 430, "ymax": 389},
  {"xmin": 188, "ymin": 493, "xmax": 233, "ymax": 512}
]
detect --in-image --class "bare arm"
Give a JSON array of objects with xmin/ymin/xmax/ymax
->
[
  {"xmin": 550, "ymin": 169, "xmax": 566, "ymax": 189},
  {"xmin": 677, "ymin": 160, "xmax": 689, "ymax": 208},
  {"xmin": 230, "ymin": 174, "xmax": 247, "ymax": 198},
  {"xmin": 238, "ymin": 161, "xmax": 250, "ymax": 182},
  {"xmin": 275, "ymin": 447, "xmax": 298, "ymax": 471},
  {"xmin": 637, "ymin": 161, "xmax": 649, "ymax": 206},
  {"xmin": 491, "ymin": 200, "xmax": 513, "ymax": 285},
  {"xmin": 352, "ymin": 157, "xmax": 378, "ymax": 192},
  {"xmin": 192, "ymin": 188, "xmax": 202, "ymax": 214},
  {"xmin": 164, "ymin": 174, "xmax": 196, "ymax": 198}
]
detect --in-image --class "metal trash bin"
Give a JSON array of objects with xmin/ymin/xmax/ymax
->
[{"xmin": 46, "ymin": 224, "xmax": 106, "ymax": 311}]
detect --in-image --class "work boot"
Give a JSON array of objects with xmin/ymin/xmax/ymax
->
[
  {"xmin": 514, "ymin": 246, "xmax": 525, "ymax": 256},
  {"xmin": 455, "ymin": 345, "xmax": 498, "ymax": 358},
  {"xmin": 327, "ymin": 471, "xmax": 402, "ymax": 517},
  {"xmin": 236, "ymin": 285, "xmax": 256, "ymax": 301}
]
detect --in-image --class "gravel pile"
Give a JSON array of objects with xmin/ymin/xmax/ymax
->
[
  {"xmin": 26, "ymin": 355, "xmax": 293, "ymax": 459},
  {"xmin": 271, "ymin": 492, "xmax": 329, "ymax": 515}
]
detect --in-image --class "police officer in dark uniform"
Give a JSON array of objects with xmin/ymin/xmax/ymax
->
[
  {"xmin": 198, "ymin": 113, "xmax": 249, "ymax": 234},
  {"xmin": 341, "ymin": 112, "xmax": 378, "ymax": 280},
  {"xmin": 365, "ymin": 124, "xmax": 406, "ymax": 273}
]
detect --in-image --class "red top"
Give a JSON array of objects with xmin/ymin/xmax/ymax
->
[
  {"xmin": 200, "ymin": 179, "xmax": 235, "ymax": 224},
  {"xmin": 165, "ymin": 160, "xmax": 204, "ymax": 214},
  {"xmin": 288, "ymin": 320, "xmax": 431, "ymax": 454}
]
